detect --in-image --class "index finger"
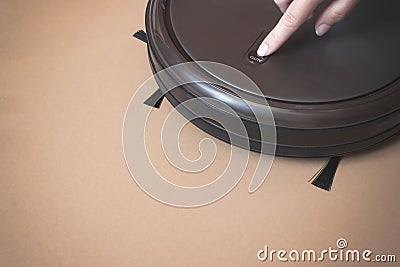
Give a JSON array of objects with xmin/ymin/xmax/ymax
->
[{"xmin": 257, "ymin": 0, "xmax": 323, "ymax": 56}]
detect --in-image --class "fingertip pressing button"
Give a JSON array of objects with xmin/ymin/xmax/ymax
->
[{"xmin": 248, "ymin": 51, "xmax": 269, "ymax": 64}]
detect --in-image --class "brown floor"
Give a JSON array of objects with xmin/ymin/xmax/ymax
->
[{"xmin": 0, "ymin": 1, "xmax": 399, "ymax": 266}]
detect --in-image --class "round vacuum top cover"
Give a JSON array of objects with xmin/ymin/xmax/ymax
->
[{"xmin": 166, "ymin": 0, "xmax": 400, "ymax": 103}]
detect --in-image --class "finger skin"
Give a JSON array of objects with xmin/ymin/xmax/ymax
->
[
  {"xmin": 274, "ymin": 0, "xmax": 314, "ymax": 19},
  {"xmin": 315, "ymin": 0, "xmax": 360, "ymax": 36},
  {"xmin": 258, "ymin": 0, "xmax": 323, "ymax": 56},
  {"xmin": 274, "ymin": 0, "xmax": 293, "ymax": 13}
]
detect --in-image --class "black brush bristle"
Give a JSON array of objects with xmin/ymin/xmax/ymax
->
[
  {"xmin": 311, "ymin": 157, "xmax": 342, "ymax": 191},
  {"xmin": 133, "ymin": 30, "xmax": 148, "ymax": 43},
  {"xmin": 144, "ymin": 88, "xmax": 165, "ymax": 109}
]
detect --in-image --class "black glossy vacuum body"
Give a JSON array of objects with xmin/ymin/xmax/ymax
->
[{"xmin": 141, "ymin": 0, "xmax": 400, "ymax": 157}]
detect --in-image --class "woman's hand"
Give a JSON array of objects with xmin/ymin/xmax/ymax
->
[{"xmin": 257, "ymin": 0, "xmax": 360, "ymax": 57}]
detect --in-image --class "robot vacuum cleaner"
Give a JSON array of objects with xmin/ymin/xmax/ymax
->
[{"xmin": 134, "ymin": 0, "xmax": 400, "ymax": 158}]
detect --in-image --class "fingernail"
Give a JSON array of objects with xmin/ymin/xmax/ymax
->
[
  {"xmin": 257, "ymin": 43, "xmax": 269, "ymax": 57},
  {"xmin": 316, "ymin": 24, "xmax": 331, "ymax": 37}
]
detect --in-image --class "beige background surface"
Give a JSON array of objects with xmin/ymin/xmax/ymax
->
[{"xmin": 1, "ymin": 0, "xmax": 399, "ymax": 266}]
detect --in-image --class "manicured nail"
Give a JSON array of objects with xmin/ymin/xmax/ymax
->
[
  {"xmin": 257, "ymin": 43, "xmax": 269, "ymax": 57},
  {"xmin": 316, "ymin": 24, "xmax": 331, "ymax": 37}
]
